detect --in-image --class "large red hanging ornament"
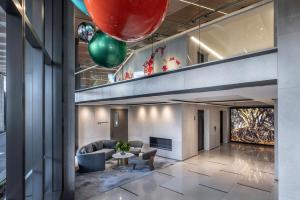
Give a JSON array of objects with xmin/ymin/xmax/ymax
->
[{"xmin": 84, "ymin": 0, "xmax": 169, "ymax": 42}]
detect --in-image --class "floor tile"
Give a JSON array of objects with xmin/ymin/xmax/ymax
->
[
  {"xmin": 184, "ymin": 185, "xmax": 227, "ymax": 200},
  {"xmin": 156, "ymin": 162, "xmax": 193, "ymax": 177},
  {"xmin": 238, "ymin": 171, "xmax": 274, "ymax": 192},
  {"xmin": 188, "ymin": 161, "xmax": 224, "ymax": 176},
  {"xmin": 137, "ymin": 187, "xmax": 184, "ymax": 200},
  {"xmin": 160, "ymin": 171, "xmax": 208, "ymax": 194},
  {"xmin": 223, "ymin": 184, "xmax": 272, "ymax": 200},
  {"xmin": 120, "ymin": 172, "xmax": 172, "ymax": 196},
  {"xmin": 198, "ymin": 171, "xmax": 241, "ymax": 192},
  {"xmin": 85, "ymin": 187, "xmax": 138, "ymax": 200}
]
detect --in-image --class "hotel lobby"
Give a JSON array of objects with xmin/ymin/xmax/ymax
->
[{"xmin": 1, "ymin": 0, "xmax": 300, "ymax": 200}]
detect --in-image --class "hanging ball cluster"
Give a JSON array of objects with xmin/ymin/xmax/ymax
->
[
  {"xmin": 84, "ymin": 0, "xmax": 169, "ymax": 42},
  {"xmin": 88, "ymin": 31, "xmax": 127, "ymax": 68},
  {"xmin": 77, "ymin": 22, "xmax": 95, "ymax": 42},
  {"xmin": 71, "ymin": 0, "xmax": 169, "ymax": 68},
  {"xmin": 71, "ymin": 0, "xmax": 89, "ymax": 16}
]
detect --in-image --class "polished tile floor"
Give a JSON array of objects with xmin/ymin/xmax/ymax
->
[{"xmin": 79, "ymin": 143, "xmax": 277, "ymax": 200}]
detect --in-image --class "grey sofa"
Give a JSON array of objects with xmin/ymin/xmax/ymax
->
[
  {"xmin": 130, "ymin": 149, "xmax": 157, "ymax": 170},
  {"xmin": 128, "ymin": 140, "xmax": 143, "ymax": 156},
  {"xmin": 76, "ymin": 140, "xmax": 117, "ymax": 173}
]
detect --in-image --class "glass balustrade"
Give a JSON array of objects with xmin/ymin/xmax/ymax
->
[{"xmin": 75, "ymin": 1, "xmax": 274, "ymax": 91}]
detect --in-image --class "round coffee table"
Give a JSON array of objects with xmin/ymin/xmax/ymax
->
[{"xmin": 112, "ymin": 152, "xmax": 134, "ymax": 166}]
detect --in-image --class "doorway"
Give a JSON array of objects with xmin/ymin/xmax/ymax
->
[
  {"xmin": 110, "ymin": 109, "xmax": 128, "ymax": 141},
  {"xmin": 220, "ymin": 111, "xmax": 224, "ymax": 144},
  {"xmin": 198, "ymin": 110, "xmax": 205, "ymax": 151}
]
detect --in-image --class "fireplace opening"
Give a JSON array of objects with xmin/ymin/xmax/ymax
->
[{"xmin": 150, "ymin": 137, "xmax": 172, "ymax": 151}]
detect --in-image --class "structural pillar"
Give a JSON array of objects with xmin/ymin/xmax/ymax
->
[{"xmin": 277, "ymin": 0, "xmax": 300, "ymax": 199}]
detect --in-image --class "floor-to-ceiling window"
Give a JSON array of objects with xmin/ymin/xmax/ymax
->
[
  {"xmin": 0, "ymin": 6, "xmax": 5, "ymax": 199},
  {"xmin": 0, "ymin": 0, "xmax": 75, "ymax": 199}
]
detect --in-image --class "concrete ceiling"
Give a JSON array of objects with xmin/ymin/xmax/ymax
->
[{"xmin": 77, "ymin": 85, "xmax": 277, "ymax": 107}]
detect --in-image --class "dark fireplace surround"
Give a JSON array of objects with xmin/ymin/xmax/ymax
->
[{"xmin": 150, "ymin": 137, "xmax": 172, "ymax": 151}]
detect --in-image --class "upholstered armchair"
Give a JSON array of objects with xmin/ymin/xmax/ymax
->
[{"xmin": 130, "ymin": 149, "xmax": 157, "ymax": 170}]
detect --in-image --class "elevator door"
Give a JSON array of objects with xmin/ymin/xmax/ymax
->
[
  {"xmin": 198, "ymin": 110, "xmax": 204, "ymax": 151},
  {"xmin": 220, "ymin": 111, "xmax": 224, "ymax": 144}
]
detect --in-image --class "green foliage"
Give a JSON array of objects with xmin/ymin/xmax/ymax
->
[{"xmin": 116, "ymin": 141, "xmax": 131, "ymax": 152}]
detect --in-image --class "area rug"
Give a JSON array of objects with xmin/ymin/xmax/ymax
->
[{"xmin": 75, "ymin": 156, "xmax": 176, "ymax": 200}]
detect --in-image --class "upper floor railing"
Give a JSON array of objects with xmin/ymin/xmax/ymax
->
[{"xmin": 75, "ymin": 0, "xmax": 274, "ymax": 91}]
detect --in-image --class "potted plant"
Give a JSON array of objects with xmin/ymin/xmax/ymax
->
[{"xmin": 116, "ymin": 141, "xmax": 131, "ymax": 155}]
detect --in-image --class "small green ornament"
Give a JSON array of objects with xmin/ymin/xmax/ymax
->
[{"xmin": 88, "ymin": 31, "xmax": 127, "ymax": 68}]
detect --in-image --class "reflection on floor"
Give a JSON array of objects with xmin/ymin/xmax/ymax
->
[{"xmin": 76, "ymin": 143, "xmax": 277, "ymax": 200}]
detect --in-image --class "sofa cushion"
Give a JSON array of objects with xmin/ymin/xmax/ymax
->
[
  {"xmin": 141, "ymin": 143, "xmax": 151, "ymax": 153},
  {"xmin": 102, "ymin": 140, "xmax": 117, "ymax": 149},
  {"xmin": 84, "ymin": 144, "xmax": 94, "ymax": 153},
  {"xmin": 129, "ymin": 147, "xmax": 142, "ymax": 156},
  {"xmin": 94, "ymin": 149, "xmax": 115, "ymax": 160},
  {"xmin": 78, "ymin": 147, "xmax": 87, "ymax": 154},
  {"xmin": 129, "ymin": 141, "xmax": 143, "ymax": 148},
  {"xmin": 93, "ymin": 141, "xmax": 103, "ymax": 151}
]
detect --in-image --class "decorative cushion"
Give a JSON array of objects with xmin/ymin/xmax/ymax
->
[{"xmin": 93, "ymin": 141, "xmax": 103, "ymax": 151}]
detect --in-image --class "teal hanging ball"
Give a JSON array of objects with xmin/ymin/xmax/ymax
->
[
  {"xmin": 88, "ymin": 31, "xmax": 127, "ymax": 68},
  {"xmin": 71, "ymin": 0, "xmax": 89, "ymax": 16}
]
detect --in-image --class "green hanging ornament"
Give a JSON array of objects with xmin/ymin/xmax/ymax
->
[{"xmin": 88, "ymin": 31, "xmax": 127, "ymax": 68}]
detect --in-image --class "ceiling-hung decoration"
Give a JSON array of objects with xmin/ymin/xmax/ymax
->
[
  {"xmin": 77, "ymin": 22, "xmax": 95, "ymax": 42},
  {"xmin": 71, "ymin": 0, "xmax": 89, "ymax": 16},
  {"xmin": 88, "ymin": 31, "xmax": 127, "ymax": 68},
  {"xmin": 84, "ymin": 0, "xmax": 169, "ymax": 42}
]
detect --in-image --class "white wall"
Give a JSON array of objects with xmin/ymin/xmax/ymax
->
[
  {"xmin": 77, "ymin": 104, "xmax": 229, "ymax": 160},
  {"xmin": 77, "ymin": 106, "xmax": 110, "ymax": 148},
  {"xmin": 181, "ymin": 104, "xmax": 199, "ymax": 160},
  {"xmin": 181, "ymin": 104, "xmax": 229, "ymax": 160},
  {"xmin": 222, "ymin": 109, "xmax": 230, "ymax": 144},
  {"xmin": 208, "ymin": 107, "xmax": 221, "ymax": 150},
  {"xmin": 128, "ymin": 104, "xmax": 183, "ymax": 160}
]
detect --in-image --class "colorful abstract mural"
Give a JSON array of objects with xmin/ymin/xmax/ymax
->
[
  {"xmin": 143, "ymin": 45, "xmax": 182, "ymax": 75},
  {"xmin": 230, "ymin": 108, "xmax": 274, "ymax": 145}
]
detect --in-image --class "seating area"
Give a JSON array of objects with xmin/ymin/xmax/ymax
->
[{"xmin": 76, "ymin": 140, "xmax": 158, "ymax": 173}]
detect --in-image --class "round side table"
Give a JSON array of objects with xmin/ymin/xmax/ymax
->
[{"xmin": 112, "ymin": 152, "xmax": 134, "ymax": 166}]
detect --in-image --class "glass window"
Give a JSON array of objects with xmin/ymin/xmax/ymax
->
[
  {"xmin": 187, "ymin": 2, "xmax": 274, "ymax": 64},
  {"xmin": 0, "ymin": 6, "xmax": 6, "ymax": 199}
]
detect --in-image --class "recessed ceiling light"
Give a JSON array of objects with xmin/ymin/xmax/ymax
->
[
  {"xmin": 179, "ymin": 0, "xmax": 227, "ymax": 15},
  {"xmin": 0, "ymin": 152, "xmax": 4, "ymax": 155}
]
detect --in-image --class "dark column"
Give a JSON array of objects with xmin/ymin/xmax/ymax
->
[
  {"xmin": 62, "ymin": 0, "xmax": 75, "ymax": 199},
  {"xmin": 6, "ymin": 11, "xmax": 25, "ymax": 200}
]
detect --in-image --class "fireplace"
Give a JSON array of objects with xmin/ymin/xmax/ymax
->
[{"xmin": 150, "ymin": 137, "xmax": 172, "ymax": 151}]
